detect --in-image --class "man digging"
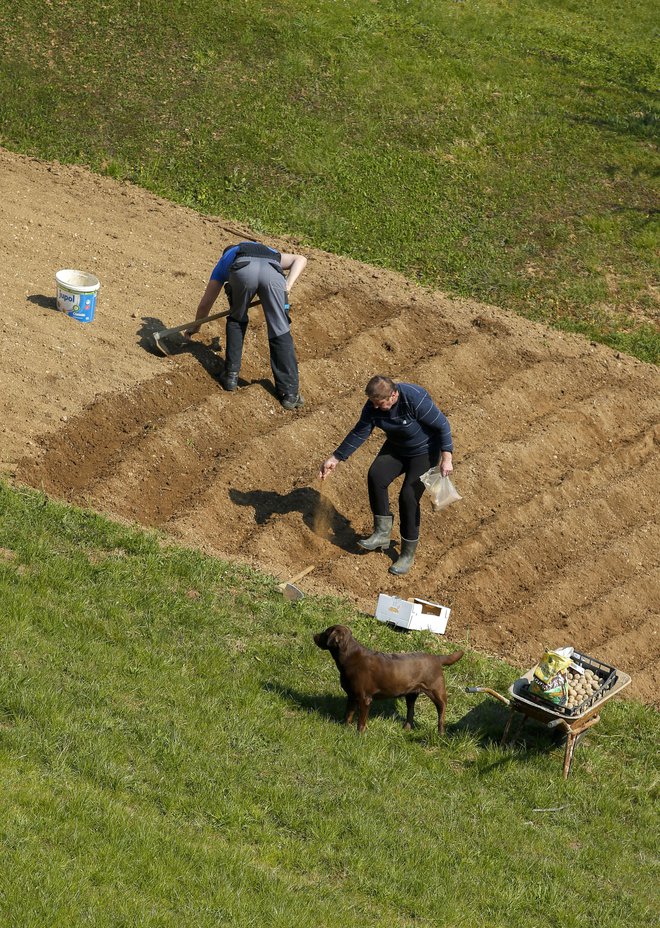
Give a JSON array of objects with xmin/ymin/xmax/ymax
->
[{"xmin": 188, "ymin": 241, "xmax": 307, "ymax": 409}]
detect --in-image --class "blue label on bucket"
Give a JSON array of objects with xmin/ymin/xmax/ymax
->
[{"xmin": 68, "ymin": 291, "xmax": 97, "ymax": 323}]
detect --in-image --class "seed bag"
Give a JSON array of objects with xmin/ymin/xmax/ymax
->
[
  {"xmin": 528, "ymin": 649, "xmax": 573, "ymax": 706},
  {"xmin": 420, "ymin": 467, "xmax": 462, "ymax": 511}
]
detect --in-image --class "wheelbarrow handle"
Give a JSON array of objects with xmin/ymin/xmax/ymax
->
[{"xmin": 465, "ymin": 686, "xmax": 511, "ymax": 706}]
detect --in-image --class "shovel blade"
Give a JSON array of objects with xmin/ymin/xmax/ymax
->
[{"xmin": 283, "ymin": 583, "xmax": 305, "ymax": 602}]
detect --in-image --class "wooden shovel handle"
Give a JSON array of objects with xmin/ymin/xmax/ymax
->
[{"xmin": 279, "ymin": 565, "xmax": 315, "ymax": 588}]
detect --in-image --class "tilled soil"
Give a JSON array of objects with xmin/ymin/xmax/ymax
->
[{"xmin": 2, "ymin": 147, "xmax": 658, "ymax": 704}]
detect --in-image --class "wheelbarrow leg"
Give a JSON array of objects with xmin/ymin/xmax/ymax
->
[
  {"xmin": 501, "ymin": 710, "xmax": 515, "ymax": 745},
  {"xmin": 563, "ymin": 731, "xmax": 578, "ymax": 779},
  {"xmin": 562, "ymin": 714, "xmax": 600, "ymax": 779},
  {"xmin": 501, "ymin": 709, "xmax": 525, "ymax": 745}
]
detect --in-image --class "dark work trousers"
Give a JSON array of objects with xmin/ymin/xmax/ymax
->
[
  {"xmin": 367, "ymin": 443, "xmax": 439, "ymax": 541},
  {"xmin": 225, "ymin": 256, "xmax": 299, "ymax": 397}
]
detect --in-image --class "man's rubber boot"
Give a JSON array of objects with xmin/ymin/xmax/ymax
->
[
  {"xmin": 389, "ymin": 538, "xmax": 419, "ymax": 576},
  {"xmin": 221, "ymin": 371, "xmax": 239, "ymax": 392},
  {"xmin": 358, "ymin": 515, "xmax": 394, "ymax": 551},
  {"xmin": 281, "ymin": 393, "xmax": 305, "ymax": 410}
]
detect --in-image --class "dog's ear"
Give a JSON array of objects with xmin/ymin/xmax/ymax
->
[{"xmin": 326, "ymin": 625, "xmax": 349, "ymax": 649}]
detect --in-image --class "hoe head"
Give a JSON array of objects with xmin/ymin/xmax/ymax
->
[
  {"xmin": 153, "ymin": 330, "xmax": 172, "ymax": 356},
  {"xmin": 282, "ymin": 582, "xmax": 306, "ymax": 602},
  {"xmin": 278, "ymin": 565, "xmax": 315, "ymax": 601}
]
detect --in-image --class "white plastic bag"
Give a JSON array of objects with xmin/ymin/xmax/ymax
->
[{"xmin": 420, "ymin": 467, "xmax": 462, "ymax": 511}]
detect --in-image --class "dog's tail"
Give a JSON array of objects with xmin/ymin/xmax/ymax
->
[{"xmin": 439, "ymin": 649, "xmax": 464, "ymax": 666}]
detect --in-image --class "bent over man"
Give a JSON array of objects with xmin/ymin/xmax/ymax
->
[
  {"xmin": 319, "ymin": 375, "xmax": 454, "ymax": 576},
  {"xmin": 190, "ymin": 241, "xmax": 307, "ymax": 410}
]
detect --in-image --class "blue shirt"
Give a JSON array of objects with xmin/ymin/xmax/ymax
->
[
  {"xmin": 210, "ymin": 242, "xmax": 279, "ymax": 284},
  {"xmin": 334, "ymin": 383, "xmax": 453, "ymax": 461}
]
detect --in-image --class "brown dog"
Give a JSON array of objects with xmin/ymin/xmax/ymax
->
[{"xmin": 314, "ymin": 624, "xmax": 464, "ymax": 734}]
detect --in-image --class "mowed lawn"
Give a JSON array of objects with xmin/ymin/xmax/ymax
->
[
  {"xmin": 0, "ymin": 483, "xmax": 658, "ymax": 927},
  {"xmin": 0, "ymin": 0, "xmax": 657, "ymax": 361}
]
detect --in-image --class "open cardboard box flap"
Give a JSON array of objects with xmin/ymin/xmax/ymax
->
[{"xmin": 375, "ymin": 594, "xmax": 450, "ymax": 634}]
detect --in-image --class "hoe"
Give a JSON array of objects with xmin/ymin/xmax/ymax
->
[
  {"xmin": 278, "ymin": 566, "xmax": 315, "ymax": 601},
  {"xmin": 152, "ymin": 309, "xmax": 230, "ymax": 357},
  {"xmin": 153, "ymin": 299, "xmax": 261, "ymax": 356}
]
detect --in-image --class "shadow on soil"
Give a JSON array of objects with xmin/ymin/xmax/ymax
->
[
  {"xmin": 137, "ymin": 315, "xmax": 225, "ymax": 379},
  {"xmin": 229, "ymin": 485, "xmax": 358, "ymax": 550},
  {"xmin": 27, "ymin": 294, "xmax": 57, "ymax": 311}
]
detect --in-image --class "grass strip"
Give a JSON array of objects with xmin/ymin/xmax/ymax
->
[{"xmin": 0, "ymin": 481, "xmax": 658, "ymax": 927}]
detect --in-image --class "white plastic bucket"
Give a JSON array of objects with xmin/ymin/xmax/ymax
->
[{"xmin": 55, "ymin": 269, "xmax": 100, "ymax": 323}]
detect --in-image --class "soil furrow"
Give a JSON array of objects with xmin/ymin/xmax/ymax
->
[{"xmin": 5, "ymin": 146, "xmax": 659, "ymax": 703}]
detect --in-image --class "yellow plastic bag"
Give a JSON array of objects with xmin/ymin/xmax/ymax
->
[{"xmin": 529, "ymin": 649, "xmax": 572, "ymax": 706}]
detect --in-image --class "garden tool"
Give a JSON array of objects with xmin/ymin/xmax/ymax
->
[{"xmin": 278, "ymin": 566, "xmax": 315, "ymax": 601}]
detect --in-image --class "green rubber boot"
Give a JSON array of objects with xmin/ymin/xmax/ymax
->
[
  {"xmin": 358, "ymin": 515, "xmax": 394, "ymax": 552},
  {"xmin": 389, "ymin": 538, "xmax": 419, "ymax": 576}
]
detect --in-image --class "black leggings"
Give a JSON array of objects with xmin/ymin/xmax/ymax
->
[{"xmin": 367, "ymin": 443, "xmax": 438, "ymax": 541}]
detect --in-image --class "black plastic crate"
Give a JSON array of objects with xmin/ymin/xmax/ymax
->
[{"xmin": 522, "ymin": 650, "xmax": 618, "ymax": 717}]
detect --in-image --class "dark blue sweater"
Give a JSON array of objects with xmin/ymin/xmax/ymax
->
[{"xmin": 334, "ymin": 383, "xmax": 453, "ymax": 461}]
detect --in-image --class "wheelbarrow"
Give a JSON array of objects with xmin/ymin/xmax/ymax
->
[{"xmin": 467, "ymin": 650, "xmax": 631, "ymax": 778}]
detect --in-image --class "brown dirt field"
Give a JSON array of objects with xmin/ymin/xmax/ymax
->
[{"xmin": 2, "ymin": 147, "xmax": 659, "ymax": 704}]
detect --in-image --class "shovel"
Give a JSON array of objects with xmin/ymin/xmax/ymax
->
[{"xmin": 278, "ymin": 566, "xmax": 315, "ymax": 601}]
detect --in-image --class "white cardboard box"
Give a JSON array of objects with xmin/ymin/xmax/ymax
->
[{"xmin": 375, "ymin": 594, "xmax": 450, "ymax": 634}]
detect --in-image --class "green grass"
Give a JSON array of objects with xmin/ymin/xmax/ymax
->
[
  {"xmin": 1, "ymin": 481, "xmax": 658, "ymax": 927},
  {"xmin": 1, "ymin": 7, "xmax": 657, "ymax": 919},
  {"xmin": 0, "ymin": 0, "xmax": 657, "ymax": 361}
]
